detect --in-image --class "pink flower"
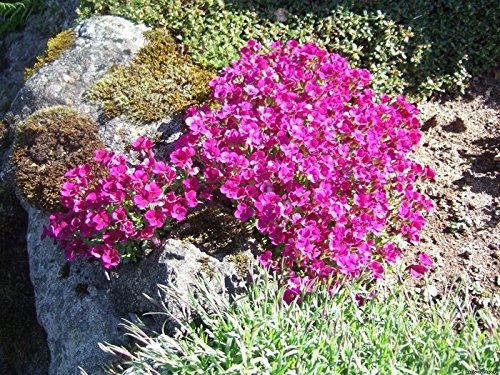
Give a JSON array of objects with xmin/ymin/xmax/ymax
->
[
  {"xmin": 183, "ymin": 177, "xmax": 201, "ymax": 191},
  {"xmin": 170, "ymin": 146, "xmax": 195, "ymax": 168},
  {"xmin": 46, "ymin": 40, "xmax": 435, "ymax": 296},
  {"xmin": 94, "ymin": 149, "xmax": 111, "ymax": 164},
  {"xmin": 60, "ymin": 181, "xmax": 79, "ymax": 197},
  {"xmin": 140, "ymin": 226, "xmax": 155, "ymax": 240},
  {"xmin": 103, "ymin": 230, "xmax": 122, "ymax": 246},
  {"xmin": 120, "ymin": 220, "xmax": 136, "ymax": 237},
  {"xmin": 419, "ymin": 252, "xmax": 433, "ymax": 267},
  {"xmin": 145, "ymin": 209, "xmax": 166, "ymax": 228},
  {"xmin": 184, "ymin": 190, "xmax": 198, "ymax": 208},
  {"xmin": 102, "ymin": 247, "xmax": 120, "ymax": 269},
  {"xmin": 132, "ymin": 136, "xmax": 154, "ymax": 153},
  {"xmin": 171, "ymin": 204, "xmax": 187, "ymax": 221},
  {"xmin": 258, "ymin": 250, "xmax": 274, "ymax": 268},
  {"xmin": 369, "ymin": 261, "xmax": 385, "ymax": 279},
  {"xmin": 406, "ymin": 264, "xmax": 429, "ymax": 279},
  {"xmin": 234, "ymin": 202, "xmax": 254, "ymax": 222},
  {"xmin": 133, "ymin": 193, "xmax": 149, "ymax": 209},
  {"xmin": 112, "ymin": 207, "xmax": 128, "ymax": 222},
  {"xmin": 92, "ymin": 210, "xmax": 109, "ymax": 231}
]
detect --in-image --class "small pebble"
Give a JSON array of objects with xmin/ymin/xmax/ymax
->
[
  {"xmin": 425, "ymin": 284, "xmax": 438, "ymax": 298},
  {"xmin": 458, "ymin": 249, "xmax": 472, "ymax": 260},
  {"xmin": 480, "ymin": 298, "xmax": 491, "ymax": 308}
]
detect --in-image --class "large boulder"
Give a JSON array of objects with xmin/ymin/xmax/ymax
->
[
  {"xmin": 10, "ymin": 15, "xmax": 147, "ymax": 120},
  {"xmin": 26, "ymin": 206, "xmax": 255, "ymax": 375},
  {"xmin": 6, "ymin": 15, "xmax": 257, "ymax": 375}
]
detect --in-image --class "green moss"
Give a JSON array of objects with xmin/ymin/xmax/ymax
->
[
  {"xmin": 87, "ymin": 28, "xmax": 215, "ymax": 123},
  {"xmin": 11, "ymin": 106, "xmax": 104, "ymax": 212},
  {"xmin": 24, "ymin": 29, "xmax": 76, "ymax": 80},
  {"xmin": 170, "ymin": 204, "xmax": 249, "ymax": 257}
]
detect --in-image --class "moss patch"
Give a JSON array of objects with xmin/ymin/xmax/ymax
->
[
  {"xmin": 11, "ymin": 106, "xmax": 104, "ymax": 212},
  {"xmin": 87, "ymin": 28, "xmax": 215, "ymax": 123},
  {"xmin": 24, "ymin": 29, "xmax": 76, "ymax": 80},
  {"xmin": 0, "ymin": 119, "xmax": 8, "ymax": 150},
  {"xmin": 226, "ymin": 251, "xmax": 253, "ymax": 278},
  {"xmin": 197, "ymin": 256, "xmax": 216, "ymax": 279},
  {"xmin": 170, "ymin": 204, "xmax": 249, "ymax": 257}
]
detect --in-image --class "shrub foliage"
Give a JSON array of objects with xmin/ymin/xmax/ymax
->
[{"xmin": 77, "ymin": 0, "xmax": 500, "ymax": 99}]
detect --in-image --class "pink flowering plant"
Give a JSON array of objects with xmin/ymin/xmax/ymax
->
[
  {"xmin": 44, "ymin": 40, "xmax": 434, "ymax": 302},
  {"xmin": 42, "ymin": 137, "xmax": 200, "ymax": 269},
  {"xmin": 177, "ymin": 40, "xmax": 435, "ymax": 301}
]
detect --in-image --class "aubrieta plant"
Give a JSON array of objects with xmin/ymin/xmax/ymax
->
[
  {"xmin": 42, "ymin": 137, "xmax": 200, "ymax": 269},
  {"xmin": 44, "ymin": 40, "xmax": 435, "ymax": 302},
  {"xmin": 179, "ymin": 40, "xmax": 435, "ymax": 301}
]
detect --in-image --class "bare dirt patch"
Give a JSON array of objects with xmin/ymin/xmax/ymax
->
[{"xmin": 404, "ymin": 75, "xmax": 499, "ymax": 320}]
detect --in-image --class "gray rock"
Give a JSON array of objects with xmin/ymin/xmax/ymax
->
[
  {"xmin": 10, "ymin": 16, "xmax": 148, "ymax": 122},
  {"xmin": 8, "ymin": 15, "xmax": 184, "ymax": 156},
  {"xmin": 6, "ymin": 15, "xmax": 258, "ymax": 375},
  {"xmin": 27, "ymin": 205, "xmax": 255, "ymax": 375},
  {"xmin": 26, "ymin": 207, "xmax": 123, "ymax": 375}
]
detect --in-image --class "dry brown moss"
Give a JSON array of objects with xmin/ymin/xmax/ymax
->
[
  {"xmin": 170, "ymin": 204, "xmax": 249, "ymax": 257},
  {"xmin": 226, "ymin": 251, "xmax": 253, "ymax": 278},
  {"xmin": 24, "ymin": 29, "xmax": 76, "ymax": 80},
  {"xmin": 87, "ymin": 28, "xmax": 215, "ymax": 123},
  {"xmin": 0, "ymin": 119, "xmax": 8, "ymax": 150},
  {"xmin": 11, "ymin": 107, "xmax": 104, "ymax": 212}
]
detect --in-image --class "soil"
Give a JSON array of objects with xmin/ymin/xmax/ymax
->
[{"xmin": 404, "ymin": 75, "xmax": 500, "ymax": 321}]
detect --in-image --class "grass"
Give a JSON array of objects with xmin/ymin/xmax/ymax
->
[{"xmin": 101, "ymin": 268, "xmax": 499, "ymax": 374}]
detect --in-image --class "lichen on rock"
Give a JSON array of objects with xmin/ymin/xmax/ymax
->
[
  {"xmin": 24, "ymin": 29, "xmax": 76, "ymax": 80},
  {"xmin": 225, "ymin": 251, "xmax": 254, "ymax": 278},
  {"xmin": 11, "ymin": 106, "xmax": 104, "ymax": 212},
  {"xmin": 0, "ymin": 119, "xmax": 8, "ymax": 150},
  {"xmin": 87, "ymin": 28, "xmax": 215, "ymax": 123}
]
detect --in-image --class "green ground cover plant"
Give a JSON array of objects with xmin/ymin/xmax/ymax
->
[
  {"xmin": 101, "ymin": 268, "xmax": 499, "ymax": 374},
  {"xmin": 45, "ymin": 40, "xmax": 436, "ymax": 299},
  {"xmin": 77, "ymin": 0, "xmax": 500, "ymax": 99}
]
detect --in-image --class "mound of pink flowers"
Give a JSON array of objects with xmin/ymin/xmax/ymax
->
[
  {"xmin": 42, "ymin": 138, "xmax": 200, "ymax": 268},
  {"xmin": 177, "ymin": 40, "xmax": 434, "ymax": 301},
  {"xmin": 44, "ymin": 40, "xmax": 434, "ymax": 301}
]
